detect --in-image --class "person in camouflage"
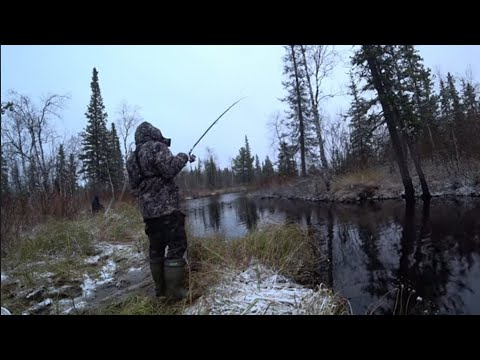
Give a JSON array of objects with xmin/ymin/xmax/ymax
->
[{"xmin": 126, "ymin": 122, "xmax": 195, "ymax": 300}]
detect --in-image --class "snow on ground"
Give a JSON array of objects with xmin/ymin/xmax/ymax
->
[
  {"xmin": 10, "ymin": 242, "xmax": 146, "ymax": 315},
  {"xmin": 4, "ymin": 242, "xmax": 342, "ymax": 315},
  {"xmin": 1, "ymin": 272, "xmax": 18, "ymax": 286},
  {"xmin": 186, "ymin": 261, "xmax": 343, "ymax": 315},
  {"xmin": 22, "ymin": 298, "xmax": 53, "ymax": 315},
  {"xmin": 56, "ymin": 299, "xmax": 89, "ymax": 315},
  {"xmin": 1, "ymin": 307, "xmax": 11, "ymax": 315}
]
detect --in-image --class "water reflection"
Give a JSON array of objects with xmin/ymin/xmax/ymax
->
[
  {"xmin": 235, "ymin": 196, "xmax": 259, "ymax": 231},
  {"xmin": 207, "ymin": 196, "xmax": 221, "ymax": 230},
  {"xmin": 182, "ymin": 193, "xmax": 480, "ymax": 314}
]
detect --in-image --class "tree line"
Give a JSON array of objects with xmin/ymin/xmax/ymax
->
[
  {"xmin": 274, "ymin": 45, "xmax": 480, "ymax": 200},
  {"xmin": 2, "ymin": 46, "xmax": 479, "ymax": 248}
]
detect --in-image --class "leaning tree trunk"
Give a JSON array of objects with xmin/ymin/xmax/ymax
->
[
  {"xmin": 363, "ymin": 46, "xmax": 415, "ymax": 203},
  {"xmin": 405, "ymin": 136, "xmax": 431, "ymax": 199}
]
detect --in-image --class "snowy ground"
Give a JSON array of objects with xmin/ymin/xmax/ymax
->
[
  {"xmin": 2, "ymin": 244, "xmax": 343, "ymax": 315},
  {"xmin": 1, "ymin": 242, "xmax": 149, "ymax": 315},
  {"xmin": 185, "ymin": 261, "xmax": 345, "ymax": 315}
]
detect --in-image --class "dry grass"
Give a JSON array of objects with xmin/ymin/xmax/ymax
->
[
  {"xmin": 92, "ymin": 294, "xmax": 184, "ymax": 315},
  {"xmin": 2, "ymin": 202, "xmax": 345, "ymax": 315},
  {"xmin": 97, "ymin": 222, "xmax": 334, "ymax": 315},
  {"xmin": 366, "ymin": 285, "xmax": 434, "ymax": 315},
  {"xmin": 332, "ymin": 167, "xmax": 393, "ymax": 192},
  {"xmin": 186, "ymin": 223, "xmax": 324, "ymax": 305}
]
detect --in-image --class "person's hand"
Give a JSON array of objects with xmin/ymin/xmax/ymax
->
[{"xmin": 189, "ymin": 153, "xmax": 196, "ymax": 163}]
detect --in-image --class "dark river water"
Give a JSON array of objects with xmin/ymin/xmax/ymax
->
[{"xmin": 181, "ymin": 193, "xmax": 480, "ymax": 315}]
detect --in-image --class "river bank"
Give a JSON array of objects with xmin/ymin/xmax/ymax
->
[
  {"xmin": 0, "ymin": 205, "xmax": 345, "ymax": 315},
  {"xmin": 181, "ymin": 186, "xmax": 249, "ymax": 200},
  {"xmin": 250, "ymin": 164, "xmax": 480, "ymax": 203}
]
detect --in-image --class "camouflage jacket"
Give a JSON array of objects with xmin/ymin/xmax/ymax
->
[{"xmin": 126, "ymin": 122, "xmax": 188, "ymax": 219}]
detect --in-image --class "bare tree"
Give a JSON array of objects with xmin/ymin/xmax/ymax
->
[
  {"xmin": 3, "ymin": 91, "xmax": 68, "ymax": 194},
  {"xmin": 116, "ymin": 101, "xmax": 142, "ymax": 164},
  {"xmin": 323, "ymin": 116, "xmax": 350, "ymax": 173},
  {"xmin": 299, "ymin": 45, "xmax": 339, "ymax": 170},
  {"xmin": 267, "ymin": 111, "xmax": 286, "ymax": 152}
]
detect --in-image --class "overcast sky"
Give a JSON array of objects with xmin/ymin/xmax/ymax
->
[{"xmin": 2, "ymin": 45, "xmax": 479, "ymax": 168}]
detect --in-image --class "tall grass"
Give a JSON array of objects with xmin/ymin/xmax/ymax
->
[
  {"xmin": 2, "ymin": 202, "xmax": 346, "ymax": 315},
  {"xmin": 186, "ymin": 223, "xmax": 323, "ymax": 303},
  {"xmin": 7, "ymin": 218, "xmax": 95, "ymax": 267}
]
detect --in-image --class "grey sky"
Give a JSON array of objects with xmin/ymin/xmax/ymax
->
[{"xmin": 2, "ymin": 45, "xmax": 479, "ymax": 168}]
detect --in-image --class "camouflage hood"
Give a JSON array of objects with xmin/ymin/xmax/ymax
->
[
  {"xmin": 135, "ymin": 122, "xmax": 171, "ymax": 147},
  {"xmin": 127, "ymin": 122, "xmax": 188, "ymax": 219}
]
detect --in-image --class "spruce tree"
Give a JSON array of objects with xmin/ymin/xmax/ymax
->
[
  {"xmin": 281, "ymin": 46, "xmax": 316, "ymax": 176},
  {"xmin": 346, "ymin": 72, "xmax": 376, "ymax": 167},
  {"xmin": 461, "ymin": 79, "xmax": 479, "ymax": 117},
  {"xmin": 233, "ymin": 136, "xmax": 255, "ymax": 185},
  {"xmin": 244, "ymin": 136, "xmax": 254, "ymax": 183},
  {"xmin": 80, "ymin": 67, "xmax": 110, "ymax": 190},
  {"xmin": 107, "ymin": 122, "xmax": 124, "ymax": 190},
  {"xmin": 352, "ymin": 45, "xmax": 415, "ymax": 202},
  {"xmin": 55, "ymin": 144, "xmax": 67, "ymax": 195},
  {"xmin": 262, "ymin": 156, "xmax": 275, "ymax": 179},
  {"xmin": 205, "ymin": 156, "xmax": 217, "ymax": 190},
  {"xmin": 67, "ymin": 153, "xmax": 78, "ymax": 196},
  {"xmin": 254, "ymin": 154, "xmax": 262, "ymax": 182},
  {"xmin": 277, "ymin": 141, "xmax": 297, "ymax": 177}
]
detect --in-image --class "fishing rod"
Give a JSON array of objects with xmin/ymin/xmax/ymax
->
[{"xmin": 188, "ymin": 97, "xmax": 246, "ymax": 156}]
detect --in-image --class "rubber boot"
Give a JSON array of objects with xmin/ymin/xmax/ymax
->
[
  {"xmin": 164, "ymin": 258, "xmax": 187, "ymax": 302},
  {"xmin": 149, "ymin": 259, "xmax": 166, "ymax": 298}
]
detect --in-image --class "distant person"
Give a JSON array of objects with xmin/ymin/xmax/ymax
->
[
  {"xmin": 91, "ymin": 195, "xmax": 104, "ymax": 213},
  {"xmin": 126, "ymin": 122, "xmax": 196, "ymax": 301}
]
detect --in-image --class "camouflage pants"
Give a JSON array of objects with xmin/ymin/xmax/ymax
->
[{"xmin": 144, "ymin": 211, "xmax": 187, "ymax": 263}]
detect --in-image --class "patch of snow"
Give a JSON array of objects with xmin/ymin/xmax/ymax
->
[
  {"xmin": 85, "ymin": 255, "xmax": 101, "ymax": 265},
  {"xmin": 40, "ymin": 272, "xmax": 55, "ymax": 279},
  {"xmin": 94, "ymin": 242, "xmax": 143, "ymax": 262},
  {"xmin": 1, "ymin": 272, "xmax": 18, "ymax": 286},
  {"xmin": 36, "ymin": 298, "xmax": 53, "ymax": 308},
  {"xmin": 185, "ymin": 262, "xmax": 340, "ymax": 315},
  {"xmin": 81, "ymin": 259, "xmax": 117, "ymax": 298},
  {"xmin": 26, "ymin": 288, "xmax": 44, "ymax": 300},
  {"xmin": 1, "ymin": 307, "xmax": 11, "ymax": 315},
  {"xmin": 57, "ymin": 299, "xmax": 88, "ymax": 315},
  {"xmin": 93, "ymin": 243, "xmax": 115, "ymax": 258},
  {"xmin": 81, "ymin": 275, "xmax": 96, "ymax": 298},
  {"xmin": 97, "ymin": 259, "xmax": 116, "ymax": 285},
  {"xmin": 23, "ymin": 298, "xmax": 53, "ymax": 314},
  {"xmin": 127, "ymin": 267, "xmax": 142, "ymax": 273}
]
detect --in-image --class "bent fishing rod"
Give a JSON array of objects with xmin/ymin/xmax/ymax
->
[{"xmin": 188, "ymin": 97, "xmax": 246, "ymax": 156}]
